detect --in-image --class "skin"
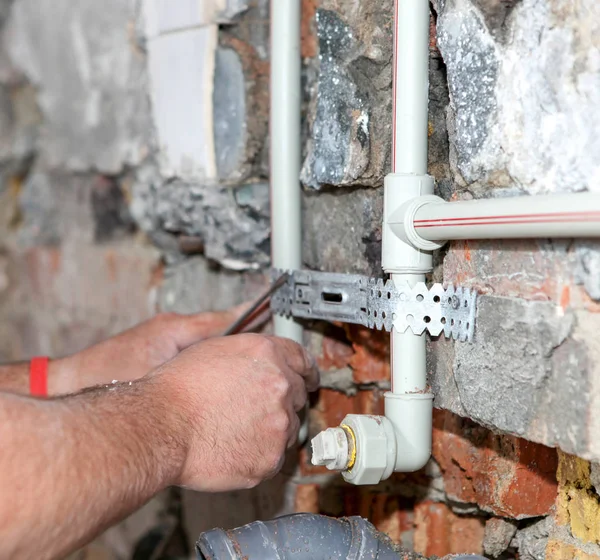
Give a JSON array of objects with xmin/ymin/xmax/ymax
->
[{"xmin": 0, "ymin": 311, "xmax": 318, "ymax": 560}]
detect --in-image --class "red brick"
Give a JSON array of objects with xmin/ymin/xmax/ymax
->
[
  {"xmin": 346, "ymin": 325, "xmax": 391, "ymax": 383},
  {"xmin": 317, "ymin": 335, "xmax": 354, "ymax": 371},
  {"xmin": 313, "ymin": 388, "xmax": 386, "ymax": 430},
  {"xmin": 316, "ymin": 389, "xmax": 358, "ymax": 428},
  {"xmin": 414, "ymin": 502, "xmax": 452, "ymax": 557},
  {"xmin": 294, "ymin": 483, "xmax": 320, "ymax": 514},
  {"xmin": 366, "ymin": 494, "xmax": 414, "ymax": 545},
  {"xmin": 414, "ymin": 501, "xmax": 484, "ymax": 557},
  {"xmin": 443, "ymin": 239, "xmax": 571, "ymax": 304},
  {"xmin": 449, "ymin": 515, "xmax": 485, "ymax": 556},
  {"xmin": 432, "ymin": 409, "xmax": 558, "ymax": 518},
  {"xmin": 429, "ymin": 13, "xmax": 438, "ymax": 51},
  {"xmin": 301, "ymin": 0, "xmax": 318, "ymax": 58},
  {"xmin": 356, "ymin": 388, "xmax": 386, "ymax": 416}
]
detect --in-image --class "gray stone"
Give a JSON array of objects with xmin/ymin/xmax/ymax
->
[
  {"xmin": 431, "ymin": 295, "xmax": 600, "ymax": 460},
  {"xmin": 513, "ymin": 517, "xmax": 553, "ymax": 560},
  {"xmin": 436, "ymin": 0, "xmax": 501, "ymax": 185},
  {"xmin": 214, "ymin": 28, "xmax": 270, "ymax": 185},
  {"xmin": 484, "ymin": 517, "xmax": 518, "ymax": 558},
  {"xmin": 132, "ymin": 164, "xmax": 271, "ymax": 270},
  {"xmin": 0, "ymin": 82, "xmax": 39, "ymax": 176},
  {"xmin": 7, "ymin": 0, "xmax": 152, "ymax": 173},
  {"xmin": 319, "ymin": 367, "xmax": 357, "ymax": 394},
  {"xmin": 300, "ymin": 1, "xmax": 452, "ymax": 190},
  {"xmin": 213, "ymin": 47, "xmax": 246, "ymax": 182},
  {"xmin": 17, "ymin": 170, "xmax": 104, "ymax": 247},
  {"xmin": 158, "ymin": 256, "xmax": 267, "ymax": 314},
  {"xmin": 302, "ymin": 186, "xmax": 383, "ymax": 275},
  {"xmin": 435, "ymin": 0, "xmax": 600, "ymax": 193},
  {"xmin": 591, "ymin": 462, "xmax": 600, "ymax": 496},
  {"xmin": 17, "ymin": 172, "xmax": 61, "ymax": 246},
  {"xmin": 0, "ymin": 0, "xmax": 12, "ymax": 23},
  {"xmin": 301, "ymin": 3, "xmax": 396, "ymax": 189},
  {"xmin": 575, "ymin": 243, "xmax": 600, "ymax": 301},
  {"xmin": 301, "ymin": 9, "xmax": 372, "ymax": 189},
  {"xmin": 217, "ymin": 0, "xmax": 251, "ymax": 23},
  {"xmin": 455, "ymin": 296, "xmax": 573, "ymax": 438}
]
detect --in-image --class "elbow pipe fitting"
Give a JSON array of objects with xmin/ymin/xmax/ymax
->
[
  {"xmin": 385, "ymin": 392, "xmax": 434, "ymax": 472},
  {"xmin": 196, "ymin": 514, "xmax": 402, "ymax": 560},
  {"xmin": 311, "ymin": 400, "xmax": 433, "ymax": 486}
]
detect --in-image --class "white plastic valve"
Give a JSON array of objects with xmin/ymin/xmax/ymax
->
[{"xmin": 311, "ymin": 427, "xmax": 350, "ymax": 471}]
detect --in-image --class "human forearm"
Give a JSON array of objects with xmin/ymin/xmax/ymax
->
[
  {"xmin": 0, "ymin": 378, "xmax": 185, "ymax": 560},
  {"xmin": 0, "ymin": 358, "xmax": 84, "ymax": 396},
  {"xmin": 0, "ymin": 308, "xmax": 249, "ymax": 398}
]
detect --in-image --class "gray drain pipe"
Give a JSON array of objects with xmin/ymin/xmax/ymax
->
[{"xmin": 196, "ymin": 514, "xmax": 407, "ymax": 560}]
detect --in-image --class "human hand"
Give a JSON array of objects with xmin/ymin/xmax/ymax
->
[
  {"xmin": 53, "ymin": 306, "xmax": 249, "ymax": 394},
  {"xmin": 151, "ymin": 334, "xmax": 319, "ymax": 492}
]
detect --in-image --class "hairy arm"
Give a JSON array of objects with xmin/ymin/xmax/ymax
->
[
  {"xmin": 0, "ymin": 360, "xmax": 77, "ymax": 396},
  {"xmin": 0, "ymin": 334, "xmax": 318, "ymax": 560},
  {"xmin": 0, "ymin": 308, "xmax": 246, "ymax": 396},
  {"xmin": 0, "ymin": 377, "xmax": 185, "ymax": 560}
]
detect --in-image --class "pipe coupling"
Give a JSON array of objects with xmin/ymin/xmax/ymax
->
[{"xmin": 311, "ymin": 414, "xmax": 397, "ymax": 486}]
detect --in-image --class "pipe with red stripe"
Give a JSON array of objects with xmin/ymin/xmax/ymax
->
[{"xmin": 394, "ymin": 192, "xmax": 600, "ymax": 249}]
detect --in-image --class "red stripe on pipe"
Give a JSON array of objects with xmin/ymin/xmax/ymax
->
[
  {"xmin": 415, "ymin": 211, "xmax": 600, "ymax": 225},
  {"xmin": 416, "ymin": 216, "xmax": 600, "ymax": 229}
]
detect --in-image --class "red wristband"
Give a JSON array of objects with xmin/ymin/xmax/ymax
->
[{"xmin": 30, "ymin": 356, "xmax": 49, "ymax": 398}]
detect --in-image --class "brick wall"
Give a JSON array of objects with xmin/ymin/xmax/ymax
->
[{"xmin": 1, "ymin": 0, "xmax": 600, "ymax": 558}]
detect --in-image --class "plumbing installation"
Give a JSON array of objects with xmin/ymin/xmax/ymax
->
[
  {"xmin": 197, "ymin": 0, "xmax": 600, "ymax": 558},
  {"xmin": 292, "ymin": 0, "xmax": 600, "ymax": 486}
]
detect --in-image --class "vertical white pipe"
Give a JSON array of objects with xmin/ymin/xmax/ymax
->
[
  {"xmin": 392, "ymin": 0, "xmax": 431, "ymax": 174},
  {"xmin": 270, "ymin": 0, "xmax": 303, "ymax": 343},
  {"xmin": 391, "ymin": 276, "xmax": 427, "ymax": 393},
  {"xmin": 390, "ymin": 0, "xmax": 431, "ymax": 395},
  {"xmin": 385, "ymin": 0, "xmax": 433, "ymax": 473}
]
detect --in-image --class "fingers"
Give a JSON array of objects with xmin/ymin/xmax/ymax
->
[
  {"xmin": 286, "ymin": 411, "xmax": 301, "ymax": 449},
  {"xmin": 171, "ymin": 304, "xmax": 252, "ymax": 351},
  {"xmin": 270, "ymin": 337, "xmax": 320, "ymax": 392},
  {"xmin": 280, "ymin": 363, "xmax": 309, "ymax": 412}
]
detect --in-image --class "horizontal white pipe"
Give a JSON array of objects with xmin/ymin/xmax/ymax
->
[
  {"xmin": 271, "ymin": 0, "xmax": 302, "ymax": 343},
  {"xmin": 414, "ymin": 193, "xmax": 600, "ymax": 242},
  {"xmin": 393, "ymin": 0, "xmax": 430, "ymax": 174}
]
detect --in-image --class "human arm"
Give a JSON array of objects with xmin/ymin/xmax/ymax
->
[
  {"xmin": 0, "ymin": 334, "xmax": 318, "ymax": 560},
  {"xmin": 0, "ymin": 307, "xmax": 246, "ymax": 396}
]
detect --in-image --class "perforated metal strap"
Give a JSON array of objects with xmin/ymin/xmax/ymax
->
[{"xmin": 271, "ymin": 270, "xmax": 477, "ymax": 342}]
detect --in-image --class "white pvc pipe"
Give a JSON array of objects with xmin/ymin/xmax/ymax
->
[
  {"xmin": 412, "ymin": 193, "xmax": 600, "ymax": 242},
  {"xmin": 270, "ymin": 0, "xmax": 303, "ymax": 343},
  {"xmin": 386, "ymin": 0, "xmax": 433, "ymax": 473},
  {"xmin": 392, "ymin": 0, "xmax": 430, "ymax": 174},
  {"xmin": 391, "ymin": 273, "xmax": 427, "ymax": 393}
]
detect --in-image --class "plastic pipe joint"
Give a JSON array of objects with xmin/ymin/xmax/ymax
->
[{"xmin": 311, "ymin": 414, "xmax": 397, "ymax": 486}]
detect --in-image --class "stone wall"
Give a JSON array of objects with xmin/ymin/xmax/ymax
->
[{"xmin": 1, "ymin": 0, "xmax": 600, "ymax": 558}]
